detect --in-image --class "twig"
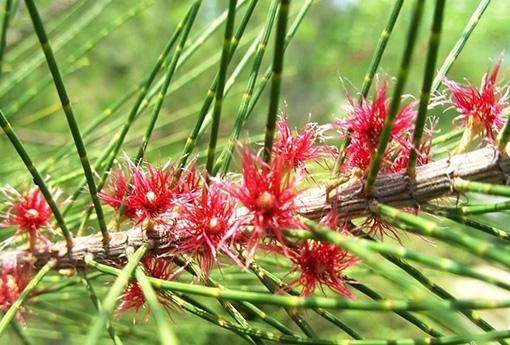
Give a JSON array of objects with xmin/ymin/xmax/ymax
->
[{"xmin": 3, "ymin": 144, "xmax": 510, "ymax": 269}]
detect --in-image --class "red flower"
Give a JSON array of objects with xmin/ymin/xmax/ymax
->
[
  {"xmin": 273, "ymin": 116, "xmax": 331, "ymax": 172},
  {"xmin": 337, "ymin": 82, "xmax": 416, "ymax": 176},
  {"xmin": 444, "ymin": 61, "xmax": 509, "ymax": 141},
  {"xmin": 288, "ymin": 239, "xmax": 357, "ymax": 296},
  {"xmin": 0, "ymin": 256, "xmax": 31, "ymax": 323},
  {"xmin": 98, "ymin": 167, "xmax": 137, "ymax": 221},
  {"xmin": 125, "ymin": 162, "xmax": 176, "ymax": 224},
  {"xmin": 361, "ymin": 216, "xmax": 402, "ymax": 241},
  {"xmin": 227, "ymin": 148, "xmax": 303, "ymax": 258},
  {"xmin": 175, "ymin": 179, "xmax": 241, "ymax": 278},
  {"xmin": 117, "ymin": 256, "xmax": 175, "ymax": 319},
  {"xmin": 390, "ymin": 124, "xmax": 435, "ymax": 173},
  {"xmin": 1, "ymin": 187, "xmax": 54, "ymax": 249},
  {"xmin": 173, "ymin": 161, "xmax": 201, "ymax": 202}
]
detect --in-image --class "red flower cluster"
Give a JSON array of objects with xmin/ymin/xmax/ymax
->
[
  {"xmin": 288, "ymin": 239, "xmax": 357, "ymax": 296},
  {"xmin": 269, "ymin": 211, "xmax": 357, "ymax": 296},
  {"xmin": 117, "ymin": 256, "xmax": 176, "ymax": 318},
  {"xmin": 444, "ymin": 61, "xmax": 509, "ymax": 141},
  {"xmin": 226, "ymin": 148, "xmax": 303, "ymax": 260},
  {"xmin": 125, "ymin": 162, "xmax": 176, "ymax": 224},
  {"xmin": 175, "ymin": 180, "xmax": 241, "ymax": 278},
  {"xmin": 390, "ymin": 123, "xmax": 435, "ymax": 173},
  {"xmin": 99, "ymin": 161, "xmax": 199, "ymax": 227},
  {"xmin": 1, "ymin": 187, "xmax": 54, "ymax": 250},
  {"xmin": 0, "ymin": 256, "xmax": 31, "ymax": 323},
  {"xmin": 272, "ymin": 116, "xmax": 332, "ymax": 172},
  {"xmin": 98, "ymin": 167, "xmax": 137, "ymax": 220},
  {"xmin": 336, "ymin": 82, "xmax": 418, "ymax": 177},
  {"xmin": 335, "ymin": 82, "xmax": 436, "ymax": 239}
]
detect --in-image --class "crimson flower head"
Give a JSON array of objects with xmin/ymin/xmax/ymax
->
[
  {"xmin": 227, "ymin": 148, "xmax": 303, "ymax": 258},
  {"xmin": 1, "ymin": 187, "xmax": 54, "ymax": 249},
  {"xmin": 272, "ymin": 115, "xmax": 331, "ymax": 172},
  {"xmin": 288, "ymin": 240, "xmax": 357, "ymax": 297},
  {"xmin": 125, "ymin": 162, "xmax": 176, "ymax": 225},
  {"xmin": 444, "ymin": 61, "xmax": 509, "ymax": 141},
  {"xmin": 98, "ymin": 167, "xmax": 137, "ymax": 221},
  {"xmin": 117, "ymin": 256, "xmax": 175, "ymax": 319},
  {"xmin": 337, "ymin": 82, "xmax": 416, "ymax": 176},
  {"xmin": 175, "ymin": 179, "xmax": 241, "ymax": 278},
  {"xmin": 173, "ymin": 161, "xmax": 201, "ymax": 202},
  {"xmin": 390, "ymin": 123, "xmax": 435, "ymax": 173},
  {"xmin": 0, "ymin": 256, "xmax": 31, "ymax": 323}
]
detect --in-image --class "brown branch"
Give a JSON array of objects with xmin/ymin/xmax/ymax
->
[{"xmin": 7, "ymin": 145, "xmax": 510, "ymax": 270}]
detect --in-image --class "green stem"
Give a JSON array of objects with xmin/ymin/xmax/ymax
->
[
  {"xmin": 245, "ymin": 256, "xmax": 362, "ymax": 339},
  {"xmin": 365, "ymin": 0, "xmax": 425, "ymax": 194},
  {"xmin": 172, "ymin": 259, "xmax": 267, "ymax": 345},
  {"xmin": 6, "ymin": 1, "xmax": 150, "ymax": 124},
  {"xmin": 373, "ymin": 202, "xmax": 510, "ymax": 269},
  {"xmin": 431, "ymin": 128, "xmax": 463, "ymax": 145},
  {"xmin": 215, "ymin": 0, "xmax": 312, "ymax": 175},
  {"xmin": 347, "ymin": 279, "xmax": 443, "ymax": 337},
  {"xmin": 86, "ymin": 257, "xmax": 510, "ymax": 312},
  {"xmin": 10, "ymin": 320, "xmax": 32, "ymax": 345},
  {"xmin": 431, "ymin": 0, "xmax": 492, "ymax": 92},
  {"xmin": 81, "ymin": 274, "xmax": 124, "ymax": 345},
  {"xmin": 0, "ymin": 0, "xmax": 111, "ymax": 100},
  {"xmin": 0, "ymin": 109, "xmax": 73, "ymax": 249},
  {"xmin": 41, "ymin": 0, "xmax": 237, "ymax": 186},
  {"xmin": 176, "ymin": 0, "xmax": 259, "ymax": 176},
  {"xmin": 454, "ymin": 178, "xmax": 510, "ymax": 197},
  {"xmin": 174, "ymin": 256, "xmax": 296, "ymax": 337},
  {"xmin": 0, "ymin": 0, "xmax": 14, "ymax": 79},
  {"xmin": 438, "ymin": 201, "xmax": 510, "ymax": 216},
  {"xmin": 24, "ymin": 0, "xmax": 109, "ymax": 243},
  {"xmin": 134, "ymin": 1, "xmax": 202, "ymax": 165},
  {"xmin": 0, "ymin": 260, "xmax": 55, "ymax": 336},
  {"xmin": 407, "ymin": 0, "xmax": 445, "ymax": 177},
  {"xmin": 150, "ymin": 293, "xmax": 510, "ymax": 345},
  {"xmin": 62, "ymin": 3, "xmax": 200, "ymax": 230},
  {"xmin": 206, "ymin": 0, "xmax": 238, "ymax": 175},
  {"xmin": 262, "ymin": 0, "xmax": 289, "ymax": 163},
  {"xmin": 249, "ymin": 258, "xmax": 318, "ymax": 338},
  {"xmin": 33, "ymin": 271, "xmax": 102, "ymax": 297},
  {"xmin": 377, "ymin": 246, "xmax": 509, "ymax": 345},
  {"xmin": 214, "ymin": 0, "xmax": 279, "ymax": 175},
  {"xmin": 168, "ymin": 293, "xmax": 274, "ymax": 344},
  {"xmin": 84, "ymin": 244, "xmax": 149, "ymax": 345},
  {"xmin": 428, "ymin": 209, "xmax": 510, "ymax": 242},
  {"xmin": 134, "ymin": 267, "xmax": 179, "ymax": 345},
  {"xmin": 297, "ymin": 222, "xmax": 510, "ymax": 292},
  {"xmin": 333, "ymin": 0, "xmax": 404, "ymax": 175}
]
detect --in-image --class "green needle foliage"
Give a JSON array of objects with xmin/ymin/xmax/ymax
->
[
  {"xmin": 333, "ymin": 0, "xmax": 404, "ymax": 174},
  {"xmin": 0, "ymin": 0, "xmax": 14, "ymax": 79},
  {"xmin": 365, "ymin": 0, "xmax": 424, "ymax": 194},
  {"xmin": 1, "ymin": 2, "xmax": 510, "ymax": 345},
  {"xmin": 407, "ymin": 0, "xmax": 445, "ymax": 177},
  {"xmin": 206, "ymin": 0, "xmax": 238, "ymax": 175},
  {"xmin": 262, "ymin": 0, "xmax": 289, "ymax": 163},
  {"xmin": 23, "ymin": 0, "xmax": 109, "ymax": 243}
]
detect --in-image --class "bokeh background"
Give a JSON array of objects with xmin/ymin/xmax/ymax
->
[{"xmin": 2, "ymin": 0, "xmax": 509, "ymax": 177}]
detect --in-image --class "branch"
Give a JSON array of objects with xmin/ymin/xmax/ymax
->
[{"xmin": 7, "ymin": 145, "xmax": 510, "ymax": 270}]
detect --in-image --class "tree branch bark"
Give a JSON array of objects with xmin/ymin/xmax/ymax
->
[{"xmin": 6, "ymin": 145, "xmax": 510, "ymax": 270}]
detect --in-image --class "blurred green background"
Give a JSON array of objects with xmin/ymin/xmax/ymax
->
[
  {"xmin": 1, "ymin": 0, "xmax": 509, "ymax": 180},
  {"xmin": 1, "ymin": 0, "xmax": 510, "ymax": 344}
]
